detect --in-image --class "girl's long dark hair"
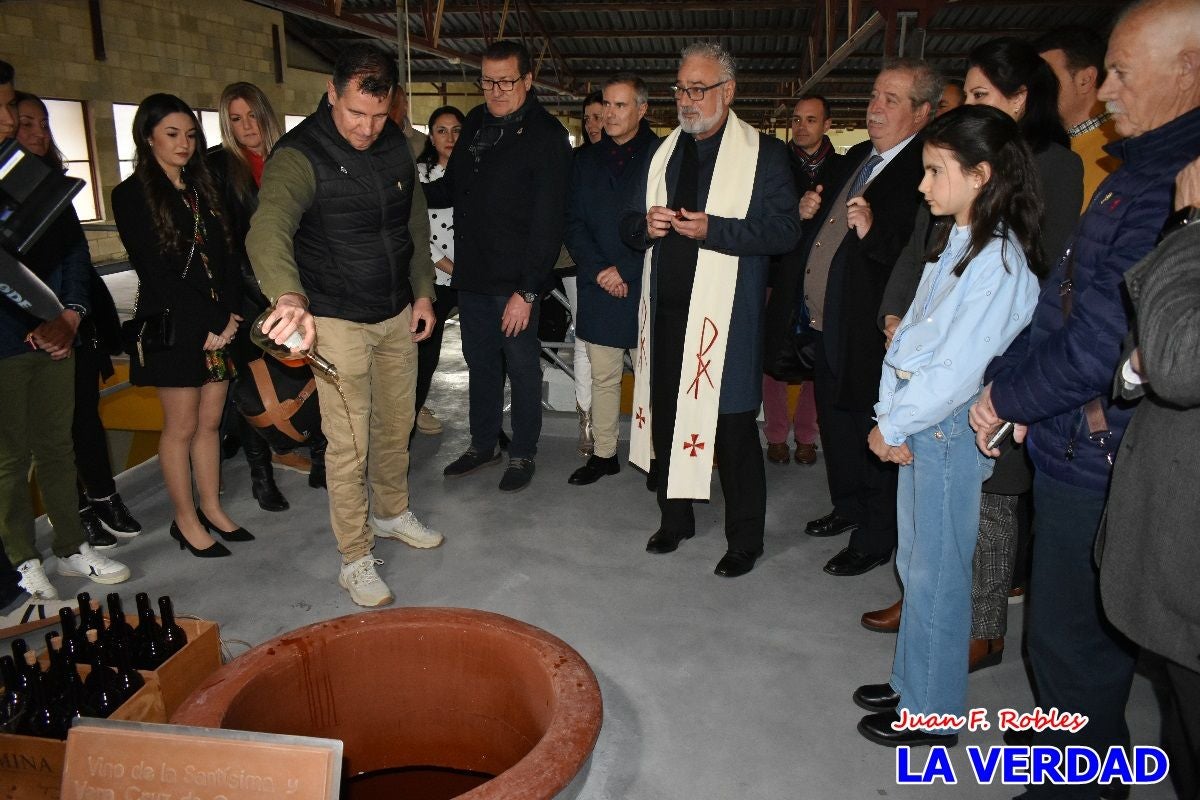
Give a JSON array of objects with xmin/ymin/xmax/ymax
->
[
  {"xmin": 967, "ymin": 37, "xmax": 1069, "ymax": 153},
  {"xmin": 417, "ymin": 105, "xmax": 466, "ymax": 167},
  {"xmin": 922, "ymin": 105, "xmax": 1045, "ymax": 278},
  {"xmin": 131, "ymin": 93, "xmax": 228, "ymax": 255}
]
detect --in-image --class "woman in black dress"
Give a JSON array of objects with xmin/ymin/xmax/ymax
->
[{"xmin": 112, "ymin": 93, "xmax": 247, "ymax": 558}]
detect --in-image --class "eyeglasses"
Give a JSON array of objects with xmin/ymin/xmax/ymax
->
[
  {"xmin": 476, "ymin": 77, "xmax": 523, "ymax": 92},
  {"xmin": 670, "ymin": 80, "xmax": 728, "ymax": 101}
]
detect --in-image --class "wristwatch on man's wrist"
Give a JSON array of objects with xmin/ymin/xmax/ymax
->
[{"xmin": 517, "ymin": 290, "xmax": 538, "ymax": 304}]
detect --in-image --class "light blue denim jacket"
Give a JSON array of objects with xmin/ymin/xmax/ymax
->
[{"xmin": 874, "ymin": 224, "xmax": 1039, "ymax": 446}]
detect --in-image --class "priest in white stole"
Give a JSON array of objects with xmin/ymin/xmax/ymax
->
[{"xmin": 619, "ymin": 43, "xmax": 801, "ymax": 578}]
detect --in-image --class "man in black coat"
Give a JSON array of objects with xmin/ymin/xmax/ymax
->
[
  {"xmin": 438, "ymin": 40, "xmax": 573, "ymax": 493},
  {"xmin": 783, "ymin": 58, "xmax": 939, "ymax": 577}
]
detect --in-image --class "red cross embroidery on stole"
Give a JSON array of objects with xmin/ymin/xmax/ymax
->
[
  {"xmin": 636, "ymin": 407, "xmax": 647, "ymax": 429},
  {"xmin": 682, "ymin": 433, "xmax": 705, "ymax": 456},
  {"xmin": 686, "ymin": 317, "xmax": 719, "ymax": 399}
]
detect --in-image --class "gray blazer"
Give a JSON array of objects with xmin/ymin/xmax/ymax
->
[{"xmin": 1099, "ymin": 219, "xmax": 1200, "ymax": 669}]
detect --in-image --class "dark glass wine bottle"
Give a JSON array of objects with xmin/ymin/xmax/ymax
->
[
  {"xmin": 58, "ymin": 607, "xmax": 85, "ymax": 665},
  {"xmin": 87, "ymin": 600, "xmax": 106, "ymax": 639},
  {"xmin": 13, "ymin": 643, "xmax": 38, "ymax": 692},
  {"xmin": 0, "ymin": 655, "xmax": 26, "ymax": 733},
  {"xmin": 158, "ymin": 596, "xmax": 188, "ymax": 657},
  {"xmin": 20, "ymin": 667, "xmax": 68, "ymax": 740},
  {"xmin": 82, "ymin": 632, "xmax": 123, "ymax": 719},
  {"xmin": 47, "ymin": 633, "xmax": 85, "ymax": 720},
  {"xmin": 109, "ymin": 636, "xmax": 145, "ymax": 702},
  {"xmin": 133, "ymin": 593, "xmax": 167, "ymax": 670},
  {"xmin": 9, "ymin": 639, "xmax": 29, "ymax": 678},
  {"xmin": 105, "ymin": 593, "xmax": 136, "ymax": 650}
]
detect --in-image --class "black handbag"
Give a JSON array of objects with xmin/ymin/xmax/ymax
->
[
  {"xmin": 120, "ymin": 191, "xmax": 200, "ymax": 367},
  {"xmin": 120, "ymin": 309, "xmax": 174, "ymax": 367},
  {"xmin": 231, "ymin": 357, "xmax": 320, "ymax": 450},
  {"xmin": 764, "ymin": 313, "xmax": 817, "ymax": 382}
]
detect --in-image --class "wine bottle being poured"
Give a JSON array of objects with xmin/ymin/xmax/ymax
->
[{"xmin": 250, "ymin": 308, "xmax": 338, "ymax": 379}]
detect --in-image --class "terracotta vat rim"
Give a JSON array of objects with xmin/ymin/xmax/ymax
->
[{"xmin": 171, "ymin": 607, "xmax": 604, "ymax": 799}]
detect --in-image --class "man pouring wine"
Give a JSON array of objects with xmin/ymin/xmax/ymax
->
[{"xmin": 246, "ymin": 45, "xmax": 442, "ymax": 608}]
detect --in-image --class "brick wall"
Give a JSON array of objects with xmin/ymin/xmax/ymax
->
[{"xmin": 0, "ymin": 0, "xmax": 327, "ymax": 260}]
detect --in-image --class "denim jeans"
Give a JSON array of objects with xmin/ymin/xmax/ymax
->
[
  {"xmin": 457, "ymin": 290, "xmax": 543, "ymax": 461},
  {"xmin": 890, "ymin": 394, "xmax": 992, "ymax": 731}
]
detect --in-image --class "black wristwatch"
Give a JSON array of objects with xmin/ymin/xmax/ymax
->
[{"xmin": 518, "ymin": 290, "xmax": 538, "ymax": 304}]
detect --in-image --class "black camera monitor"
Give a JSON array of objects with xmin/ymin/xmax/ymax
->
[{"xmin": 0, "ymin": 137, "xmax": 85, "ymax": 255}]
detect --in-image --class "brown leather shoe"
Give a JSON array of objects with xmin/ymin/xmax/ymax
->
[
  {"xmin": 861, "ymin": 598, "xmax": 902, "ymax": 633},
  {"xmin": 766, "ymin": 442, "xmax": 790, "ymax": 464},
  {"xmin": 968, "ymin": 637, "xmax": 1004, "ymax": 673},
  {"xmin": 794, "ymin": 441, "xmax": 818, "ymax": 465}
]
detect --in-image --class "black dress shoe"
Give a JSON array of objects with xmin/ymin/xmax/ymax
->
[
  {"xmin": 569, "ymin": 455, "xmax": 620, "ymax": 485},
  {"xmin": 858, "ymin": 710, "xmax": 958, "ymax": 748},
  {"xmin": 646, "ymin": 528, "xmax": 694, "ymax": 554},
  {"xmin": 444, "ymin": 448, "xmax": 501, "ymax": 477},
  {"xmin": 196, "ymin": 508, "xmax": 255, "ymax": 542},
  {"xmin": 804, "ymin": 511, "xmax": 859, "ymax": 537},
  {"xmin": 853, "ymin": 683, "xmax": 900, "ymax": 711},
  {"xmin": 499, "ymin": 458, "xmax": 535, "ymax": 492},
  {"xmin": 714, "ymin": 549, "xmax": 763, "ymax": 577},
  {"xmin": 823, "ymin": 546, "xmax": 889, "ymax": 577}
]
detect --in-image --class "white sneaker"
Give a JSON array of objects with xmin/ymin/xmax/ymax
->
[
  {"xmin": 17, "ymin": 559, "xmax": 59, "ymax": 600},
  {"xmin": 338, "ymin": 557, "xmax": 394, "ymax": 607},
  {"xmin": 56, "ymin": 543, "xmax": 131, "ymax": 585},
  {"xmin": 416, "ymin": 406, "xmax": 443, "ymax": 435},
  {"xmin": 370, "ymin": 510, "xmax": 444, "ymax": 549}
]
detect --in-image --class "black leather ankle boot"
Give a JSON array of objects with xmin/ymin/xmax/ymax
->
[{"xmin": 243, "ymin": 419, "xmax": 288, "ymax": 512}]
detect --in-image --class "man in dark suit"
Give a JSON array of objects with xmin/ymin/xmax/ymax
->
[{"xmin": 791, "ymin": 58, "xmax": 940, "ymax": 577}]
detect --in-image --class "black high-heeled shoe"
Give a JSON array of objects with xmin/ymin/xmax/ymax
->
[
  {"xmin": 169, "ymin": 522, "xmax": 232, "ymax": 558},
  {"xmin": 195, "ymin": 508, "xmax": 255, "ymax": 542}
]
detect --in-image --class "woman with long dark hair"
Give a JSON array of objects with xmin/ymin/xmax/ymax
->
[
  {"xmin": 962, "ymin": 36, "xmax": 1084, "ymax": 670},
  {"xmin": 112, "ymin": 93, "xmax": 246, "ymax": 558},
  {"xmin": 16, "ymin": 92, "xmax": 143, "ymax": 550},
  {"xmin": 965, "ymin": 37, "xmax": 1083, "ymax": 266},
  {"xmin": 207, "ymin": 81, "xmax": 293, "ymax": 512},
  {"xmin": 412, "ymin": 105, "xmax": 464, "ymax": 435}
]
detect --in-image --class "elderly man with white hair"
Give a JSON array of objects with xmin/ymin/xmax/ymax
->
[
  {"xmin": 620, "ymin": 42, "xmax": 800, "ymax": 578},
  {"xmin": 969, "ymin": 1, "xmax": 1200, "ymax": 794}
]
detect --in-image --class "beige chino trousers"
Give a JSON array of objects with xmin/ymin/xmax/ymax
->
[{"xmin": 313, "ymin": 307, "xmax": 417, "ymax": 563}]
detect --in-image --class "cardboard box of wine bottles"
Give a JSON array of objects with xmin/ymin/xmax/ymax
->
[{"xmin": 0, "ymin": 614, "xmax": 221, "ymax": 800}]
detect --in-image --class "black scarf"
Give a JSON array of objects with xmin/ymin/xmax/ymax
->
[
  {"xmin": 790, "ymin": 135, "xmax": 834, "ymax": 184},
  {"xmin": 468, "ymin": 95, "xmax": 534, "ymax": 164}
]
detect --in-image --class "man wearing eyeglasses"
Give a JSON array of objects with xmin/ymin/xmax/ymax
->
[
  {"xmin": 620, "ymin": 42, "xmax": 800, "ymax": 578},
  {"xmin": 440, "ymin": 40, "xmax": 572, "ymax": 493}
]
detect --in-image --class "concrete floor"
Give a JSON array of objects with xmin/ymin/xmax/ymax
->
[{"xmin": 31, "ymin": 281, "xmax": 1173, "ymax": 799}]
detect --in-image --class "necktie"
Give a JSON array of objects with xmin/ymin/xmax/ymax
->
[{"xmin": 848, "ymin": 154, "xmax": 884, "ymax": 198}]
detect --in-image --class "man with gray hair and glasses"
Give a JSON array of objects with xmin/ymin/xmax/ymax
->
[
  {"xmin": 621, "ymin": 42, "xmax": 800, "ymax": 578},
  {"xmin": 774, "ymin": 57, "xmax": 938, "ymax": 578}
]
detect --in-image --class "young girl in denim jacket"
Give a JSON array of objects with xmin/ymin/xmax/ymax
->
[{"xmin": 855, "ymin": 105, "xmax": 1042, "ymax": 747}]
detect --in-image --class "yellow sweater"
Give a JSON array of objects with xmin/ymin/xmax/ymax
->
[{"xmin": 1072, "ymin": 118, "xmax": 1122, "ymax": 213}]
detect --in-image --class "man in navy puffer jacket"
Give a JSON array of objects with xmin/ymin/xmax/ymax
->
[{"xmin": 970, "ymin": 2, "xmax": 1200, "ymax": 795}]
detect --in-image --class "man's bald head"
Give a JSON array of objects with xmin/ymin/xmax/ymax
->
[{"xmin": 1098, "ymin": 0, "xmax": 1200, "ymax": 138}]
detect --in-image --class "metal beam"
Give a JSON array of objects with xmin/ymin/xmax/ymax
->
[
  {"xmin": 355, "ymin": 0, "xmax": 816, "ymax": 12},
  {"xmin": 795, "ymin": 10, "xmax": 884, "ymax": 97},
  {"xmin": 245, "ymin": 0, "xmax": 579, "ymax": 96},
  {"xmin": 431, "ymin": 26, "xmax": 809, "ymax": 39}
]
